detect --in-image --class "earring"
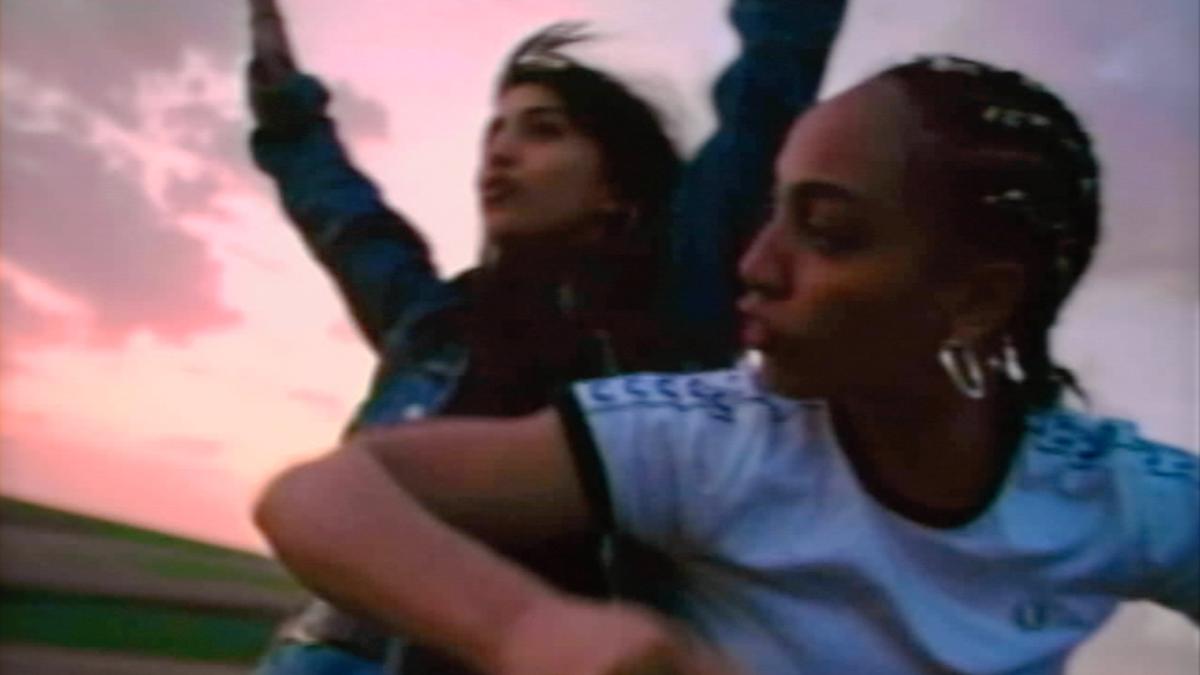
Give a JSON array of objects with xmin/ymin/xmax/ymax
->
[
  {"xmin": 986, "ymin": 334, "xmax": 1026, "ymax": 384},
  {"xmin": 613, "ymin": 204, "xmax": 640, "ymax": 235},
  {"xmin": 999, "ymin": 334, "xmax": 1025, "ymax": 383},
  {"xmin": 939, "ymin": 339, "xmax": 986, "ymax": 400}
]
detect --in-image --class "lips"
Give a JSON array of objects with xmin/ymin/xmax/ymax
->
[
  {"xmin": 740, "ymin": 316, "xmax": 773, "ymax": 351},
  {"xmin": 738, "ymin": 299, "xmax": 775, "ymax": 351},
  {"xmin": 480, "ymin": 175, "xmax": 517, "ymax": 207}
]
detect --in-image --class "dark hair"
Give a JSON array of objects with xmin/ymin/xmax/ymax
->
[
  {"xmin": 878, "ymin": 56, "xmax": 1101, "ymax": 409},
  {"xmin": 495, "ymin": 23, "xmax": 681, "ymax": 298}
]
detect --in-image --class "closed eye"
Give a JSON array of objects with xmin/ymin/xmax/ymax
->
[{"xmin": 520, "ymin": 108, "xmax": 571, "ymax": 140}]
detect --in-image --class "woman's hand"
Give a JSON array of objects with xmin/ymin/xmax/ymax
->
[
  {"xmin": 496, "ymin": 596, "xmax": 741, "ymax": 675},
  {"xmin": 248, "ymin": 0, "xmax": 296, "ymax": 85}
]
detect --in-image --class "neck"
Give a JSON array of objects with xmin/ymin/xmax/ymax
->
[
  {"xmin": 481, "ymin": 229, "xmax": 650, "ymax": 317},
  {"xmin": 829, "ymin": 380, "xmax": 1017, "ymax": 525}
]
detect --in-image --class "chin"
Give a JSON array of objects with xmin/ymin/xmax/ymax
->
[
  {"xmin": 482, "ymin": 215, "xmax": 517, "ymax": 238},
  {"xmin": 754, "ymin": 357, "xmax": 791, "ymax": 394},
  {"xmin": 484, "ymin": 216, "xmax": 559, "ymax": 243},
  {"xmin": 755, "ymin": 355, "xmax": 821, "ymax": 401}
]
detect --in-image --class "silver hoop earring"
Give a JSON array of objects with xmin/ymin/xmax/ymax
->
[
  {"xmin": 987, "ymin": 334, "xmax": 1026, "ymax": 384},
  {"xmin": 939, "ymin": 339, "xmax": 987, "ymax": 400},
  {"xmin": 999, "ymin": 334, "xmax": 1025, "ymax": 383}
]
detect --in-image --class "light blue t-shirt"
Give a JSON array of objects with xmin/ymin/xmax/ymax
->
[{"xmin": 560, "ymin": 367, "xmax": 1199, "ymax": 674}]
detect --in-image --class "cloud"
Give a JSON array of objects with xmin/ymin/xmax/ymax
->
[
  {"xmin": 1, "ymin": 120, "xmax": 241, "ymax": 345},
  {"xmin": 328, "ymin": 80, "xmax": 391, "ymax": 140},
  {"xmin": 0, "ymin": 281, "xmax": 55, "ymax": 344},
  {"xmin": 0, "ymin": 0, "xmax": 242, "ymax": 128},
  {"xmin": 288, "ymin": 387, "xmax": 350, "ymax": 418},
  {"xmin": 163, "ymin": 167, "xmax": 227, "ymax": 217},
  {"xmin": 158, "ymin": 81, "xmax": 392, "ymax": 202}
]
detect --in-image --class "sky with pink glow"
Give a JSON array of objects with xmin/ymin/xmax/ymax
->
[{"xmin": 1, "ymin": 0, "xmax": 1196, "ymax": 669}]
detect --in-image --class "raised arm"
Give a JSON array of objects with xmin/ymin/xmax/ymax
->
[
  {"xmin": 255, "ymin": 411, "xmax": 737, "ymax": 674},
  {"xmin": 666, "ymin": 0, "xmax": 848, "ymax": 366},
  {"xmin": 246, "ymin": 0, "xmax": 453, "ymax": 351},
  {"xmin": 248, "ymin": 0, "xmax": 296, "ymax": 85}
]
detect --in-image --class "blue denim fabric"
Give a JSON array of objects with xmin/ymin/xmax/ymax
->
[
  {"xmin": 249, "ymin": 1, "xmax": 846, "ymax": 672},
  {"xmin": 254, "ymin": 643, "xmax": 386, "ymax": 675},
  {"xmin": 667, "ymin": 0, "xmax": 849, "ymax": 363},
  {"xmin": 251, "ymin": 79, "xmax": 468, "ymax": 430}
]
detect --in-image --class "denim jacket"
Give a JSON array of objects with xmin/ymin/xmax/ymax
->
[
  {"xmin": 252, "ymin": 0, "xmax": 847, "ymax": 430},
  {"xmin": 251, "ymin": 1, "xmax": 846, "ymax": 672}
]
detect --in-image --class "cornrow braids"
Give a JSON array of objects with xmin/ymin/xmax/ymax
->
[{"xmin": 880, "ymin": 55, "xmax": 1101, "ymax": 409}]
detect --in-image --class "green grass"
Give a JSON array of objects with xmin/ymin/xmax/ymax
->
[
  {"xmin": 2, "ymin": 497, "xmax": 252, "ymax": 560},
  {"xmin": 1, "ymin": 496, "xmax": 302, "ymax": 663},
  {"xmin": 2, "ymin": 497, "xmax": 300, "ymax": 593},
  {"xmin": 1, "ymin": 588, "xmax": 276, "ymax": 662}
]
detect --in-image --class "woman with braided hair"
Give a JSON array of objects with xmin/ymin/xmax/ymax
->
[{"xmin": 257, "ymin": 53, "xmax": 1197, "ymax": 674}]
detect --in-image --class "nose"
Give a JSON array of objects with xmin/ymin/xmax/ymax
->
[
  {"xmin": 738, "ymin": 223, "xmax": 790, "ymax": 300},
  {"xmin": 483, "ymin": 127, "xmax": 519, "ymax": 170}
]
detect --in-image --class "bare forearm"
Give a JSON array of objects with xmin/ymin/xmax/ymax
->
[{"xmin": 255, "ymin": 449, "xmax": 563, "ymax": 672}]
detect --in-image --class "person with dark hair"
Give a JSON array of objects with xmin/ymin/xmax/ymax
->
[
  {"xmin": 245, "ymin": 0, "xmax": 848, "ymax": 672},
  {"xmin": 256, "ymin": 55, "xmax": 1198, "ymax": 674}
]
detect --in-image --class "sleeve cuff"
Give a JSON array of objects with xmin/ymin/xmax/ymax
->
[{"xmin": 555, "ymin": 390, "xmax": 615, "ymax": 533}]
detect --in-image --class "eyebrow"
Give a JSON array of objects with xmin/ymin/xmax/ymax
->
[
  {"xmin": 778, "ymin": 181, "xmax": 862, "ymax": 205},
  {"xmin": 516, "ymin": 105, "xmax": 568, "ymax": 118},
  {"xmin": 485, "ymin": 105, "xmax": 569, "ymax": 138}
]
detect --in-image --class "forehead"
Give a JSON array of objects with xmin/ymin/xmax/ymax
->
[
  {"xmin": 776, "ymin": 79, "xmax": 919, "ymax": 201},
  {"xmin": 496, "ymin": 83, "xmax": 566, "ymax": 115}
]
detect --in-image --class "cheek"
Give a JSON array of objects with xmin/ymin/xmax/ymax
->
[
  {"xmin": 787, "ymin": 261, "xmax": 932, "ymax": 344},
  {"xmin": 538, "ymin": 145, "xmax": 612, "ymax": 208}
]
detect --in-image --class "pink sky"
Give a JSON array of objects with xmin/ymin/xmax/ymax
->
[{"xmin": 1, "ymin": 0, "xmax": 1196, "ymax": 670}]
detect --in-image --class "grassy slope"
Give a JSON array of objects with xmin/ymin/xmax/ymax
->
[{"xmin": 1, "ymin": 497, "xmax": 306, "ymax": 663}]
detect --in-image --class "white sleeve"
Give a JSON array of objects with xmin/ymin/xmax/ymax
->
[
  {"xmin": 557, "ymin": 369, "xmax": 802, "ymax": 557},
  {"xmin": 557, "ymin": 373, "xmax": 696, "ymax": 552},
  {"xmin": 558, "ymin": 369, "xmax": 787, "ymax": 555}
]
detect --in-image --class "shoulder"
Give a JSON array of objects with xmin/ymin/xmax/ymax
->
[
  {"xmin": 566, "ymin": 368, "xmax": 827, "ymax": 503},
  {"xmin": 1020, "ymin": 408, "xmax": 1198, "ymax": 578},
  {"xmin": 573, "ymin": 367, "xmax": 811, "ymax": 428},
  {"xmin": 562, "ymin": 368, "xmax": 828, "ymax": 551},
  {"xmin": 1023, "ymin": 408, "xmax": 1198, "ymax": 487}
]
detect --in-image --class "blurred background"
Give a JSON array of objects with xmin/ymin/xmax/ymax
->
[{"xmin": 1, "ymin": 0, "xmax": 1196, "ymax": 672}]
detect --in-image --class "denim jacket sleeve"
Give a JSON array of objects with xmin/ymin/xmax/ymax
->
[
  {"xmin": 249, "ymin": 73, "xmax": 454, "ymax": 353},
  {"xmin": 665, "ymin": 0, "xmax": 847, "ymax": 365}
]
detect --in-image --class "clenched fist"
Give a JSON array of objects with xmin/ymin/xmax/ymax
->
[
  {"xmin": 248, "ymin": 0, "xmax": 296, "ymax": 85},
  {"xmin": 494, "ymin": 597, "xmax": 741, "ymax": 675}
]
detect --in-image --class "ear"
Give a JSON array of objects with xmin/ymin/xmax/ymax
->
[
  {"xmin": 937, "ymin": 261, "xmax": 1026, "ymax": 343},
  {"xmin": 599, "ymin": 192, "xmax": 629, "ymax": 219},
  {"xmin": 599, "ymin": 200, "xmax": 639, "ymax": 237}
]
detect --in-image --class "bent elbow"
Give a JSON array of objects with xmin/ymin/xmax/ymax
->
[
  {"xmin": 254, "ymin": 457, "xmax": 335, "ymax": 567},
  {"xmin": 346, "ymin": 431, "xmax": 424, "ymax": 492}
]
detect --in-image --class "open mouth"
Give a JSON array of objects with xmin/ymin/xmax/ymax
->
[
  {"xmin": 737, "ymin": 298, "xmax": 777, "ymax": 352},
  {"xmin": 481, "ymin": 176, "xmax": 517, "ymax": 206},
  {"xmin": 740, "ymin": 317, "xmax": 774, "ymax": 351}
]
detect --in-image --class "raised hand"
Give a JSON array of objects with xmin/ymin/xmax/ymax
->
[
  {"xmin": 248, "ymin": 0, "xmax": 296, "ymax": 85},
  {"xmin": 495, "ymin": 597, "xmax": 742, "ymax": 675}
]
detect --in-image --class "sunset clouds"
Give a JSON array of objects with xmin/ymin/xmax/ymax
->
[{"xmin": 0, "ymin": 1, "xmax": 1196, "ymax": 669}]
